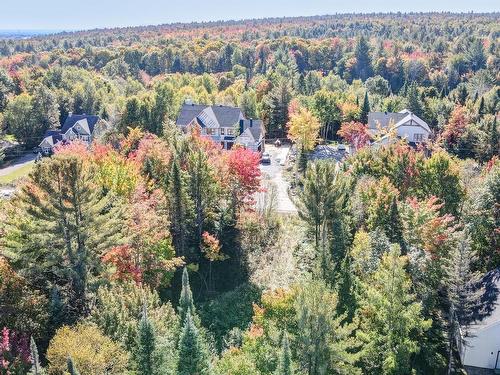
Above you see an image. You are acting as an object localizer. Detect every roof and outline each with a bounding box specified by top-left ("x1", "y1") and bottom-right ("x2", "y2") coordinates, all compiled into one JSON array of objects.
[
  {"x1": 61, "y1": 114, "x2": 100, "y2": 134},
  {"x1": 240, "y1": 119, "x2": 263, "y2": 141},
  {"x1": 176, "y1": 103, "x2": 243, "y2": 128},
  {"x1": 469, "y1": 268, "x2": 500, "y2": 333},
  {"x1": 368, "y1": 111, "x2": 407, "y2": 130},
  {"x1": 40, "y1": 130, "x2": 63, "y2": 147},
  {"x1": 368, "y1": 109, "x2": 431, "y2": 134}
]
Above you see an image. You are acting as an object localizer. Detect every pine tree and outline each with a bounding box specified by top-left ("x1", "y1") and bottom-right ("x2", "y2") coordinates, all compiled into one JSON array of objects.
[
  {"x1": 29, "y1": 337, "x2": 43, "y2": 375},
  {"x1": 3, "y1": 154, "x2": 124, "y2": 320},
  {"x1": 387, "y1": 197, "x2": 406, "y2": 253},
  {"x1": 168, "y1": 159, "x2": 193, "y2": 258},
  {"x1": 177, "y1": 312, "x2": 212, "y2": 375},
  {"x1": 360, "y1": 91, "x2": 370, "y2": 124},
  {"x1": 354, "y1": 36, "x2": 373, "y2": 81},
  {"x1": 66, "y1": 357, "x2": 80, "y2": 375},
  {"x1": 477, "y1": 96, "x2": 486, "y2": 118},
  {"x1": 357, "y1": 245, "x2": 431, "y2": 374},
  {"x1": 136, "y1": 305, "x2": 157, "y2": 375},
  {"x1": 406, "y1": 82, "x2": 425, "y2": 119},
  {"x1": 275, "y1": 333, "x2": 294, "y2": 375},
  {"x1": 178, "y1": 267, "x2": 196, "y2": 324}
]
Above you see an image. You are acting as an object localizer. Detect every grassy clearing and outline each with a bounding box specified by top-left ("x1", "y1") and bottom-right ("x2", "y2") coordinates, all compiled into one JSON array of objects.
[{"x1": 0, "y1": 163, "x2": 33, "y2": 185}]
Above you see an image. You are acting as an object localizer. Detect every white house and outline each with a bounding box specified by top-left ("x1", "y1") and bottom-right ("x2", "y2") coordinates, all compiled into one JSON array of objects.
[
  {"x1": 176, "y1": 102, "x2": 264, "y2": 151},
  {"x1": 39, "y1": 114, "x2": 106, "y2": 154},
  {"x1": 368, "y1": 109, "x2": 432, "y2": 146},
  {"x1": 460, "y1": 269, "x2": 500, "y2": 375}
]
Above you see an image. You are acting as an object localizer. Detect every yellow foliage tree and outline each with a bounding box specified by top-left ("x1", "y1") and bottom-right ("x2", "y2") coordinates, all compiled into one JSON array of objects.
[
  {"x1": 287, "y1": 107, "x2": 321, "y2": 151},
  {"x1": 47, "y1": 323, "x2": 129, "y2": 375}
]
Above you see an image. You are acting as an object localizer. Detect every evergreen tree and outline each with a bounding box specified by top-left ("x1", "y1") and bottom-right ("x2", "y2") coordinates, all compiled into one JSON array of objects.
[
  {"x1": 360, "y1": 91, "x2": 370, "y2": 124},
  {"x1": 406, "y1": 82, "x2": 425, "y2": 119},
  {"x1": 168, "y1": 159, "x2": 193, "y2": 258},
  {"x1": 478, "y1": 96, "x2": 486, "y2": 118},
  {"x1": 295, "y1": 281, "x2": 360, "y2": 375},
  {"x1": 66, "y1": 357, "x2": 80, "y2": 375},
  {"x1": 263, "y1": 80, "x2": 292, "y2": 136},
  {"x1": 178, "y1": 267, "x2": 196, "y2": 324},
  {"x1": 357, "y1": 246, "x2": 431, "y2": 375},
  {"x1": 177, "y1": 312, "x2": 212, "y2": 375},
  {"x1": 3, "y1": 154, "x2": 124, "y2": 320},
  {"x1": 386, "y1": 197, "x2": 406, "y2": 253},
  {"x1": 354, "y1": 36, "x2": 373, "y2": 81},
  {"x1": 466, "y1": 38, "x2": 486, "y2": 72},
  {"x1": 136, "y1": 305, "x2": 157, "y2": 375},
  {"x1": 29, "y1": 337, "x2": 43, "y2": 375},
  {"x1": 276, "y1": 333, "x2": 294, "y2": 375}
]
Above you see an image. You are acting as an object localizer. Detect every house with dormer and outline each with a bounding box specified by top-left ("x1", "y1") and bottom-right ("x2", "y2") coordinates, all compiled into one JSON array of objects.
[
  {"x1": 39, "y1": 114, "x2": 107, "y2": 154},
  {"x1": 176, "y1": 102, "x2": 264, "y2": 152},
  {"x1": 368, "y1": 109, "x2": 432, "y2": 146}
]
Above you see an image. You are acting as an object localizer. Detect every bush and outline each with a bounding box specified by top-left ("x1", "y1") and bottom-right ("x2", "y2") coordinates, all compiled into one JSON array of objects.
[{"x1": 46, "y1": 323, "x2": 129, "y2": 375}]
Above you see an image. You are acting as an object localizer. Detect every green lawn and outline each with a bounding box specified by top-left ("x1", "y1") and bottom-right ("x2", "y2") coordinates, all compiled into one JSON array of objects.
[{"x1": 0, "y1": 163, "x2": 34, "y2": 185}]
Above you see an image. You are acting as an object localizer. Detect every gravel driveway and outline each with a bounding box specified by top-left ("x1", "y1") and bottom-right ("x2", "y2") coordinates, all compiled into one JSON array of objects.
[{"x1": 258, "y1": 144, "x2": 298, "y2": 214}]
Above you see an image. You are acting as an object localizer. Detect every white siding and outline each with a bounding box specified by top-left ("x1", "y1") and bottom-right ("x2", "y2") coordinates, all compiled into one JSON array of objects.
[{"x1": 396, "y1": 123, "x2": 430, "y2": 143}]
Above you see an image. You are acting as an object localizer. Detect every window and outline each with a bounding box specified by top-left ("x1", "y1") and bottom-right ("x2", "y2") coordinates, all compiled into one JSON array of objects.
[
  {"x1": 496, "y1": 351, "x2": 500, "y2": 370},
  {"x1": 226, "y1": 128, "x2": 234, "y2": 136},
  {"x1": 414, "y1": 133, "x2": 424, "y2": 142},
  {"x1": 220, "y1": 128, "x2": 225, "y2": 136},
  {"x1": 206, "y1": 128, "x2": 217, "y2": 135}
]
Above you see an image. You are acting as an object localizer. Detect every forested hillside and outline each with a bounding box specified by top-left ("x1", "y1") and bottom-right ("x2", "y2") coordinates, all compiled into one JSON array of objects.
[{"x1": 0, "y1": 12, "x2": 499, "y2": 375}]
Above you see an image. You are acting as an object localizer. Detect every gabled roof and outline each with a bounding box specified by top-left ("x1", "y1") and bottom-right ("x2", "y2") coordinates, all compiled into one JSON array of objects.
[
  {"x1": 176, "y1": 103, "x2": 243, "y2": 128},
  {"x1": 39, "y1": 130, "x2": 63, "y2": 147},
  {"x1": 239, "y1": 119, "x2": 264, "y2": 142},
  {"x1": 61, "y1": 114, "x2": 100, "y2": 134},
  {"x1": 368, "y1": 109, "x2": 431, "y2": 134}
]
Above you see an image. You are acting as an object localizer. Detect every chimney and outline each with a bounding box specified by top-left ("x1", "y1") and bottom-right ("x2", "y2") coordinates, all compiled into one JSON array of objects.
[
  {"x1": 68, "y1": 111, "x2": 73, "y2": 117},
  {"x1": 185, "y1": 98, "x2": 193, "y2": 105},
  {"x1": 239, "y1": 119, "x2": 244, "y2": 134},
  {"x1": 249, "y1": 118, "x2": 253, "y2": 127}
]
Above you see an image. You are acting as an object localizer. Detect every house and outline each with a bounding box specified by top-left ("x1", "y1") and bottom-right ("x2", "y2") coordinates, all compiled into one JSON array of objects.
[
  {"x1": 39, "y1": 114, "x2": 106, "y2": 154},
  {"x1": 368, "y1": 109, "x2": 432, "y2": 146},
  {"x1": 459, "y1": 268, "x2": 500, "y2": 374},
  {"x1": 175, "y1": 102, "x2": 264, "y2": 151}
]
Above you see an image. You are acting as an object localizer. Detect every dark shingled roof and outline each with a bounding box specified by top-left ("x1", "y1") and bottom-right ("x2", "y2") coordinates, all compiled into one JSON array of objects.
[
  {"x1": 176, "y1": 104, "x2": 243, "y2": 128},
  {"x1": 240, "y1": 119, "x2": 263, "y2": 141},
  {"x1": 41, "y1": 130, "x2": 63, "y2": 145},
  {"x1": 368, "y1": 111, "x2": 407, "y2": 130},
  {"x1": 176, "y1": 104, "x2": 207, "y2": 127},
  {"x1": 61, "y1": 114, "x2": 100, "y2": 134}
]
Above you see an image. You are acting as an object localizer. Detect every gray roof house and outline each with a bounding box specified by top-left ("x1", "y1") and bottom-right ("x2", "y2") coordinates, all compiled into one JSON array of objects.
[
  {"x1": 459, "y1": 269, "x2": 500, "y2": 374},
  {"x1": 176, "y1": 102, "x2": 264, "y2": 151},
  {"x1": 39, "y1": 114, "x2": 106, "y2": 154},
  {"x1": 368, "y1": 109, "x2": 432, "y2": 146}
]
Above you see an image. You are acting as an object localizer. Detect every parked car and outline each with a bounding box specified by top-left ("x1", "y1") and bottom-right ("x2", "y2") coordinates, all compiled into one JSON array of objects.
[{"x1": 261, "y1": 152, "x2": 271, "y2": 164}]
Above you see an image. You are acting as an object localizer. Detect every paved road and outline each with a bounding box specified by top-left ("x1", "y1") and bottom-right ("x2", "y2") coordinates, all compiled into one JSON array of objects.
[
  {"x1": 258, "y1": 145, "x2": 298, "y2": 214},
  {"x1": 0, "y1": 153, "x2": 36, "y2": 177}
]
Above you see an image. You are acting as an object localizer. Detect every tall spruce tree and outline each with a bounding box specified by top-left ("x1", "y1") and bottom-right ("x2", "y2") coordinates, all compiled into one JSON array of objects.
[
  {"x1": 354, "y1": 36, "x2": 373, "y2": 81},
  {"x1": 360, "y1": 91, "x2": 370, "y2": 124},
  {"x1": 168, "y1": 159, "x2": 193, "y2": 258},
  {"x1": 66, "y1": 357, "x2": 80, "y2": 375},
  {"x1": 177, "y1": 312, "x2": 212, "y2": 375},
  {"x1": 136, "y1": 305, "x2": 157, "y2": 375},
  {"x1": 276, "y1": 333, "x2": 294, "y2": 375},
  {"x1": 29, "y1": 337, "x2": 43, "y2": 375},
  {"x1": 406, "y1": 82, "x2": 425, "y2": 119},
  {"x1": 178, "y1": 267, "x2": 196, "y2": 324}
]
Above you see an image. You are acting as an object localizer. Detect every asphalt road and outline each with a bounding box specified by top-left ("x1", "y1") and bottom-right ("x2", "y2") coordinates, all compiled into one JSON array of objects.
[
  {"x1": 0, "y1": 153, "x2": 36, "y2": 177},
  {"x1": 258, "y1": 145, "x2": 298, "y2": 214}
]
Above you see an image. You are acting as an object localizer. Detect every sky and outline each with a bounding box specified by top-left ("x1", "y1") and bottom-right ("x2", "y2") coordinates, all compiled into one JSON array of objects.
[{"x1": 1, "y1": 0, "x2": 498, "y2": 31}]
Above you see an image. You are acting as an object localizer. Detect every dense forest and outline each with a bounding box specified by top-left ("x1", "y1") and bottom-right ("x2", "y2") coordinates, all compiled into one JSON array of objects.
[{"x1": 0, "y1": 12, "x2": 499, "y2": 375}]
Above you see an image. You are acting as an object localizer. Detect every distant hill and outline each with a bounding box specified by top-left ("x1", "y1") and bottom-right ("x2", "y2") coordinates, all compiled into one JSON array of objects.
[{"x1": 0, "y1": 29, "x2": 65, "y2": 39}]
